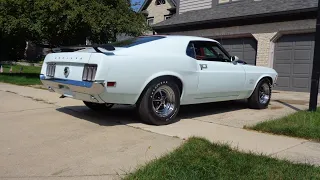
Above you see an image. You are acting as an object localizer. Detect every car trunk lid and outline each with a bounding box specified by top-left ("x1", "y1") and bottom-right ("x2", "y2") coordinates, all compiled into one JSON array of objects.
[{"x1": 42, "y1": 52, "x2": 93, "y2": 81}]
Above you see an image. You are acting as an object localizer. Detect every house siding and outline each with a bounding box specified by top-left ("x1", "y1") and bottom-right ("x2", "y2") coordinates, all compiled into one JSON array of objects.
[
  {"x1": 146, "y1": 0, "x2": 175, "y2": 24},
  {"x1": 179, "y1": 0, "x2": 212, "y2": 14},
  {"x1": 159, "y1": 19, "x2": 316, "y2": 67}
]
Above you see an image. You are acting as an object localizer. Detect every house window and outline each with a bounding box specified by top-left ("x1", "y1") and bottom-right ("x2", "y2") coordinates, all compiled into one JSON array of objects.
[
  {"x1": 164, "y1": 15, "x2": 171, "y2": 20},
  {"x1": 155, "y1": 0, "x2": 166, "y2": 5},
  {"x1": 147, "y1": 17, "x2": 154, "y2": 25}
]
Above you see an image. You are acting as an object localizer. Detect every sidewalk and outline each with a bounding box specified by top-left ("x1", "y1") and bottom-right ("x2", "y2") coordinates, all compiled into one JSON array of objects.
[{"x1": 1, "y1": 82, "x2": 320, "y2": 166}]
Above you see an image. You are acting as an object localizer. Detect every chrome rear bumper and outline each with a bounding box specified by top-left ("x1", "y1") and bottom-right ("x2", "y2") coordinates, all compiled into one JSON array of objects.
[{"x1": 40, "y1": 74, "x2": 106, "y2": 103}]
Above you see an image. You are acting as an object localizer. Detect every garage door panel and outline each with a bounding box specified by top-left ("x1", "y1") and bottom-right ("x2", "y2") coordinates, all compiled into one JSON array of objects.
[
  {"x1": 243, "y1": 57, "x2": 255, "y2": 65},
  {"x1": 244, "y1": 47, "x2": 256, "y2": 52},
  {"x1": 295, "y1": 44, "x2": 313, "y2": 50},
  {"x1": 244, "y1": 44, "x2": 254, "y2": 48},
  {"x1": 293, "y1": 64, "x2": 311, "y2": 74},
  {"x1": 217, "y1": 37, "x2": 257, "y2": 65},
  {"x1": 292, "y1": 77, "x2": 310, "y2": 89},
  {"x1": 274, "y1": 33, "x2": 315, "y2": 92},
  {"x1": 243, "y1": 52, "x2": 255, "y2": 62},
  {"x1": 276, "y1": 42, "x2": 293, "y2": 48},
  {"x1": 275, "y1": 51, "x2": 291, "y2": 61},
  {"x1": 230, "y1": 48, "x2": 244, "y2": 53},
  {"x1": 276, "y1": 77, "x2": 290, "y2": 88},
  {"x1": 294, "y1": 50, "x2": 312, "y2": 60},
  {"x1": 230, "y1": 44, "x2": 243, "y2": 49},
  {"x1": 274, "y1": 64, "x2": 291, "y2": 74}
]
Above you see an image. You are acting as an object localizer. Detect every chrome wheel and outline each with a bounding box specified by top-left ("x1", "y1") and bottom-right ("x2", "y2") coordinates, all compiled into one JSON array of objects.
[
  {"x1": 152, "y1": 85, "x2": 176, "y2": 118},
  {"x1": 259, "y1": 83, "x2": 270, "y2": 104}
]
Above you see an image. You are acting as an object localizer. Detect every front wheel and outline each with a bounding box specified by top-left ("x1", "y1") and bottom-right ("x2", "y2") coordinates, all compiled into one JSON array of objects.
[
  {"x1": 83, "y1": 101, "x2": 114, "y2": 111},
  {"x1": 248, "y1": 78, "x2": 272, "y2": 109},
  {"x1": 138, "y1": 79, "x2": 181, "y2": 125}
]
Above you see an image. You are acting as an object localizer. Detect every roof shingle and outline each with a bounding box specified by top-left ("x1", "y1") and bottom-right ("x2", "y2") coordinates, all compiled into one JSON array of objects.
[{"x1": 153, "y1": 0, "x2": 318, "y2": 29}]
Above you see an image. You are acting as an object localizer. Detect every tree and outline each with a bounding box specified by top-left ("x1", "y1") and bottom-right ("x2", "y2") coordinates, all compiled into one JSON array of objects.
[
  {"x1": 0, "y1": 0, "x2": 148, "y2": 60},
  {"x1": 0, "y1": 0, "x2": 34, "y2": 60},
  {"x1": 31, "y1": 0, "x2": 148, "y2": 45}
]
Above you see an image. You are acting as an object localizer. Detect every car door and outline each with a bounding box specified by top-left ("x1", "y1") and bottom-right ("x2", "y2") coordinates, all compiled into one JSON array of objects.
[{"x1": 188, "y1": 41, "x2": 246, "y2": 101}]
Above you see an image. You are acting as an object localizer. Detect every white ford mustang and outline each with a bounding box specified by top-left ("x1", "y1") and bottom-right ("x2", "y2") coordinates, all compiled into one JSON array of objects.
[{"x1": 40, "y1": 35, "x2": 278, "y2": 125}]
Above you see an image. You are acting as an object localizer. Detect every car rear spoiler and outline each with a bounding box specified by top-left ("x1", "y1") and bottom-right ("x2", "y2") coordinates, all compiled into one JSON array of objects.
[
  {"x1": 56, "y1": 44, "x2": 116, "y2": 53},
  {"x1": 36, "y1": 44, "x2": 116, "y2": 53}
]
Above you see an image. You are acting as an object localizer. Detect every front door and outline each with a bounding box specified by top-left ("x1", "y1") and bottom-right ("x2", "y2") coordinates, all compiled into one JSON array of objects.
[{"x1": 188, "y1": 41, "x2": 246, "y2": 101}]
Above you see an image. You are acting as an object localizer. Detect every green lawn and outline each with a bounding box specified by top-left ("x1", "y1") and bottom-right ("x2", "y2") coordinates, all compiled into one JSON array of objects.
[
  {"x1": 246, "y1": 108, "x2": 320, "y2": 142},
  {"x1": 125, "y1": 137, "x2": 320, "y2": 180},
  {"x1": 0, "y1": 65, "x2": 42, "y2": 85}
]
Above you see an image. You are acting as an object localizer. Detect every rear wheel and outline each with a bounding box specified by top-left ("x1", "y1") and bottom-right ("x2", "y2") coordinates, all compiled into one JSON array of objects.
[
  {"x1": 248, "y1": 78, "x2": 272, "y2": 109},
  {"x1": 83, "y1": 101, "x2": 114, "y2": 111},
  {"x1": 138, "y1": 79, "x2": 180, "y2": 125}
]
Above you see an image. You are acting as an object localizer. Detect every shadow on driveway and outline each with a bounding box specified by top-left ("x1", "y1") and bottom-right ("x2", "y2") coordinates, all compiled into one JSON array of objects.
[
  {"x1": 56, "y1": 105, "x2": 138, "y2": 126},
  {"x1": 56, "y1": 100, "x2": 250, "y2": 126},
  {"x1": 178, "y1": 100, "x2": 249, "y2": 119},
  {"x1": 274, "y1": 100, "x2": 302, "y2": 111}
]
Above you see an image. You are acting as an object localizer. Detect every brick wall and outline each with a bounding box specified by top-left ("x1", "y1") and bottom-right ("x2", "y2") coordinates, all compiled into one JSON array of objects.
[
  {"x1": 252, "y1": 33, "x2": 277, "y2": 67},
  {"x1": 163, "y1": 19, "x2": 317, "y2": 67}
]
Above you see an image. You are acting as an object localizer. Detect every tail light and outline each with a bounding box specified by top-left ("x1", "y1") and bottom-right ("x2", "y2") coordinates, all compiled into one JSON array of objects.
[
  {"x1": 82, "y1": 64, "x2": 97, "y2": 81},
  {"x1": 46, "y1": 63, "x2": 56, "y2": 77}
]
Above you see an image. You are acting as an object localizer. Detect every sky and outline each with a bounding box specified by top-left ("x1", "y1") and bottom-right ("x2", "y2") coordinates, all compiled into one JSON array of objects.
[{"x1": 131, "y1": 0, "x2": 144, "y2": 11}]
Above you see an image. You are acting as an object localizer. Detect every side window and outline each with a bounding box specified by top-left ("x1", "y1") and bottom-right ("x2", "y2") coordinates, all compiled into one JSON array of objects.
[
  {"x1": 212, "y1": 46, "x2": 229, "y2": 60},
  {"x1": 192, "y1": 41, "x2": 231, "y2": 62},
  {"x1": 203, "y1": 47, "x2": 217, "y2": 58},
  {"x1": 186, "y1": 42, "x2": 196, "y2": 58}
]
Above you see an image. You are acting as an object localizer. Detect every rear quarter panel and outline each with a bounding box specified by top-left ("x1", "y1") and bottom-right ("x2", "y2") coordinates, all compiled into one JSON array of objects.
[{"x1": 99, "y1": 55, "x2": 199, "y2": 105}]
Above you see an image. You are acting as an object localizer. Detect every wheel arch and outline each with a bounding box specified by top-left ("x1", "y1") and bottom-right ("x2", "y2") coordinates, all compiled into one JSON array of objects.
[
  {"x1": 256, "y1": 75, "x2": 273, "y2": 86},
  {"x1": 134, "y1": 72, "x2": 184, "y2": 105},
  {"x1": 248, "y1": 75, "x2": 274, "y2": 97}
]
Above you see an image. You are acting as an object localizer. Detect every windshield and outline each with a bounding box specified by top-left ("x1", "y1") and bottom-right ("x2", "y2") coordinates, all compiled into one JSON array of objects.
[{"x1": 111, "y1": 36, "x2": 165, "y2": 48}]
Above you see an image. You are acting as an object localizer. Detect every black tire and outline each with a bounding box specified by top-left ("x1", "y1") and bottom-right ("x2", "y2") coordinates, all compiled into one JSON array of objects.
[
  {"x1": 248, "y1": 78, "x2": 272, "y2": 109},
  {"x1": 83, "y1": 101, "x2": 114, "y2": 111},
  {"x1": 138, "y1": 79, "x2": 181, "y2": 126}
]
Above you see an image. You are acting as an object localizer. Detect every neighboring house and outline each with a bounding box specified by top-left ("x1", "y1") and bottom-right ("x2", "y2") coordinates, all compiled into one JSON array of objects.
[
  {"x1": 139, "y1": 0, "x2": 177, "y2": 26},
  {"x1": 153, "y1": 0, "x2": 319, "y2": 93}
]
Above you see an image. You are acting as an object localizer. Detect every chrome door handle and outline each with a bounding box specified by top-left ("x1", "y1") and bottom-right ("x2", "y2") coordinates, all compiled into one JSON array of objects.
[{"x1": 200, "y1": 64, "x2": 207, "y2": 70}]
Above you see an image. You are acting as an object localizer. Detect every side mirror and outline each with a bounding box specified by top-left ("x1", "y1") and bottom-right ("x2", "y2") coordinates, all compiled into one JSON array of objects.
[
  {"x1": 231, "y1": 56, "x2": 248, "y2": 65},
  {"x1": 231, "y1": 56, "x2": 239, "y2": 61}
]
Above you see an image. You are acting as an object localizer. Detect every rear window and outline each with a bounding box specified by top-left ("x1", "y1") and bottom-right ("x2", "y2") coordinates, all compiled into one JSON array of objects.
[{"x1": 111, "y1": 36, "x2": 165, "y2": 48}]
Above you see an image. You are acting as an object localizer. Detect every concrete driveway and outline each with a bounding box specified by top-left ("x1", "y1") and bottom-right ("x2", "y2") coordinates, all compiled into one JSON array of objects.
[
  {"x1": 0, "y1": 90, "x2": 182, "y2": 180},
  {"x1": 175, "y1": 90, "x2": 313, "y2": 128},
  {"x1": 1, "y1": 83, "x2": 319, "y2": 180}
]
